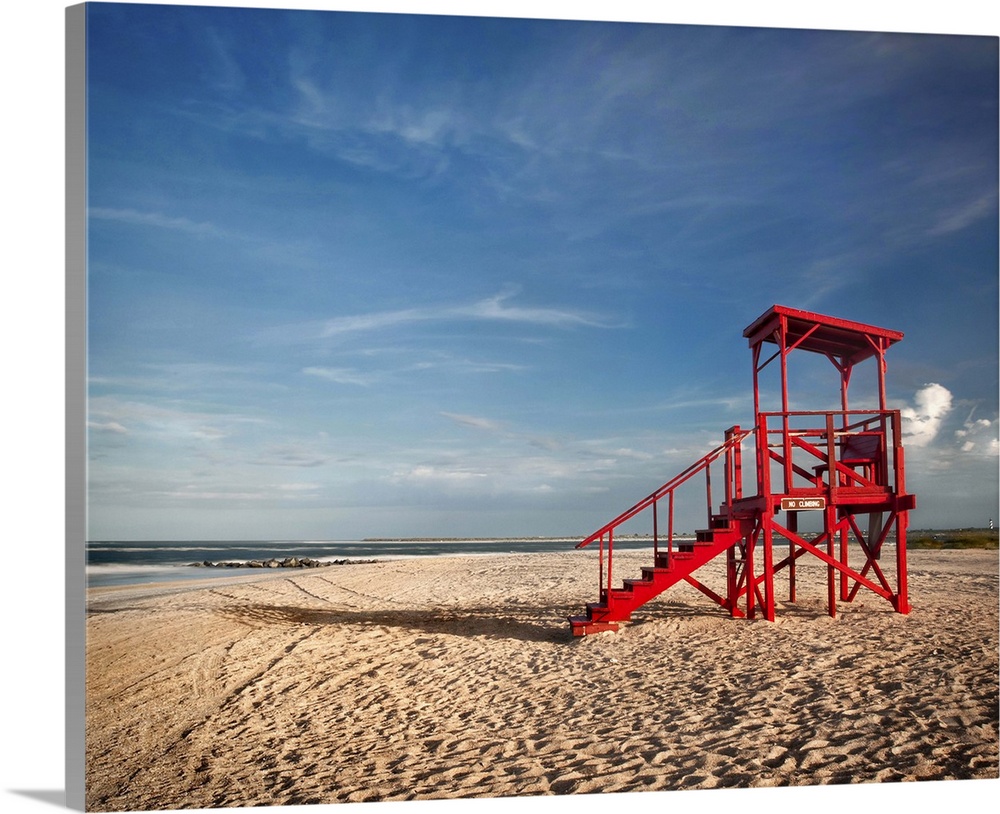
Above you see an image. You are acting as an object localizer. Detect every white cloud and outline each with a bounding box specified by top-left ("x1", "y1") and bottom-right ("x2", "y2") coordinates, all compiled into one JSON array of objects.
[
  {"x1": 440, "y1": 412, "x2": 504, "y2": 432},
  {"x1": 275, "y1": 483, "x2": 321, "y2": 492},
  {"x1": 901, "y1": 383, "x2": 953, "y2": 448},
  {"x1": 408, "y1": 357, "x2": 526, "y2": 375},
  {"x1": 154, "y1": 488, "x2": 270, "y2": 502},
  {"x1": 954, "y1": 413, "x2": 1000, "y2": 457},
  {"x1": 393, "y1": 465, "x2": 489, "y2": 484},
  {"x1": 88, "y1": 420, "x2": 128, "y2": 434},
  {"x1": 302, "y1": 366, "x2": 378, "y2": 386},
  {"x1": 318, "y1": 308, "x2": 427, "y2": 338},
  {"x1": 928, "y1": 191, "x2": 997, "y2": 237},
  {"x1": 87, "y1": 396, "x2": 252, "y2": 443},
  {"x1": 252, "y1": 444, "x2": 329, "y2": 469},
  {"x1": 318, "y1": 290, "x2": 612, "y2": 339},
  {"x1": 610, "y1": 447, "x2": 655, "y2": 461},
  {"x1": 456, "y1": 291, "x2": 608, "y2": 328},
  {"x1": 439, "y1": 411, "x2": 566, "y2": 454},
  {"x1": 89, "y1": 207, "x2": 229, "y2": 239}
]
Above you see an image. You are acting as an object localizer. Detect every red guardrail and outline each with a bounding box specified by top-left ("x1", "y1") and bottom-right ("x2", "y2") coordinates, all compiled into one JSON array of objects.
[{"x1": 575, "y1": 426, "x2": 751, "y2": 599}]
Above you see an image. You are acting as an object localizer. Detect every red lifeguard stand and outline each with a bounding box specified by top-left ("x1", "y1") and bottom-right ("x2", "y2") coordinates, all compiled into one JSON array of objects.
[{"x1": 570, "y1": 305, "x2": 916, "y2": 635}]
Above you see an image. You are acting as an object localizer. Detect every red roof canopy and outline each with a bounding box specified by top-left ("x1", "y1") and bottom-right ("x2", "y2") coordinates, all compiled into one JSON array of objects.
[{"x1": 743, "y1": 305, "x2": 903, "y2": 366}]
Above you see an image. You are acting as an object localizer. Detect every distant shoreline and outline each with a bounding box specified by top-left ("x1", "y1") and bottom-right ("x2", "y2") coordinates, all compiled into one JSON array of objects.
[
  {"x1": 87, "y1": 527, "x2": 995, "y2": 545},
  {"x1": 361, "y1": 535, "x2": 684, "y2": 542}
]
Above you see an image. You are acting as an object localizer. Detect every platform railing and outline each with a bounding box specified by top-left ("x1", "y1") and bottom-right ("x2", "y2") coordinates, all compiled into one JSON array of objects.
[
  {"x1": 757, "y1": 410, "x2": 902, "y2": 497},
  {"x1": 575, "y1": 426, "x2": 751, "y2": 603}
]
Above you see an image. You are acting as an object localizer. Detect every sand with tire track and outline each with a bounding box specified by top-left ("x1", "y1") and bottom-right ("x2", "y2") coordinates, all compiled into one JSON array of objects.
[{"x1": 84, "y1": 549, "x2": 998, "y2": 810}]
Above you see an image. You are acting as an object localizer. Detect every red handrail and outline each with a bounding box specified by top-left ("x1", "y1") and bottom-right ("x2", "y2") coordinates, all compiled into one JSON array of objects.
[
  {"x1": 575, "y1": 427, "x2": 751, "y2": 551},
  {"x1": 575, "y1": 428, "x2": 751, "y2": 604}
]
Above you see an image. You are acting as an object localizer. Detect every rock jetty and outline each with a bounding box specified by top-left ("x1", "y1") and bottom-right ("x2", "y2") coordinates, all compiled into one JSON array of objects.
[{"x1": 189, "y1": 557, "x2": 378, "y2": 569}]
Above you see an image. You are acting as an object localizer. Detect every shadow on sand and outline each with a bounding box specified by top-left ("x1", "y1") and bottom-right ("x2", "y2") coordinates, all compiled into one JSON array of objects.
[
  {"x1": 214, "y1": 601, "x2": 583, "y2": 643},
  {"x1": 209, "y1": 595, "x2": 857, "y2": 643}
]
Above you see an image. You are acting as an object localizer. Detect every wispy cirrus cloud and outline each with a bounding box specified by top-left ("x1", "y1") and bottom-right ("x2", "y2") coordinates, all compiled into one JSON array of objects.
[
  {"x1": 928, "y1": 191, "x2": 998, "y2": 237},
  {"x1": 302, "y1": 357, "x2": 525, "y2": 388},
  {"x1": 440, "y1": 410, "x2": 562, "y2": 452},
  {"x1": 456, "y1": 292, "x2": 609, "y2": 327},
  {"x1": 302, "y1": 366, "x2": 379, "y2": 386},
  {"x1": 87, "y1": 396, "x2": 255, "y2": 443},
  {"x1": 256, "y1": 290, "x2": 615, "y2": 349},
  {"x1": 88, "y1": 420, "x2": 129, "y2": 435},
  {"x1": 318, "y1": 290, "x2": 615, "y2": 338},
  {"x1": 440, "y1": 412, "x2": 504, "y2": 432},
  {"x1": 89, "y1": 206, "x2": 232, "y2": 239},
  {"x1": 250, "y1": 443, "x2": 330, "y2": 469},
  {"x1": 409, "y1": 356, "x2": 526, "y2": 375}
]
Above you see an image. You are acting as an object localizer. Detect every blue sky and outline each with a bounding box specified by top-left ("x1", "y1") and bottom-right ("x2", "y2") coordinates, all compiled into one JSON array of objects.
[{"x1": 83, "y1": 2, "x2": 998, "y2": 540}]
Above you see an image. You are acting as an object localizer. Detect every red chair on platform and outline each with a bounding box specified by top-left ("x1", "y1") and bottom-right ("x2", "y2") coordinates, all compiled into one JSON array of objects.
[{"x1": 814, "y1": 433, "x2": 882, "y2": 486}]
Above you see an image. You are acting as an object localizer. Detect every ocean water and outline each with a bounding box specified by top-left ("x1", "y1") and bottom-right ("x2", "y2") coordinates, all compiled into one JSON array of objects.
[{"x1": 85, "y1": 538, "x2": 661, "y2": 588}]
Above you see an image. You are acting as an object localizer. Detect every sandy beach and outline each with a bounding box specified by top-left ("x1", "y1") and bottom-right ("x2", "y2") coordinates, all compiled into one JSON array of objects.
[{"x1": 84, "y1": 548, "x2": 999, "y2": 811}]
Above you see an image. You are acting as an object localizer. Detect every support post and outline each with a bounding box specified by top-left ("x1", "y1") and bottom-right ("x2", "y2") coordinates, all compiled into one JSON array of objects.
[
  {"x1": 876, "y1": 337, "x2": 888, "y2": 411},
  {"x1": 825, "y1": 505, "x2": 837, "y2": 617},
  {"x1": 825, "y1": 412, "x2": 837, "y2": 502},
  {"x1": 895, "y1": 506, "x2": 911, "y2": 614},
  {"x1": 705, "y1": 464, "x2": 713, "y2": 528},
  {"x1": 840, "y1": 360, "x2": 851, "y2": 413},
  {"x1": 668, "y1": 492, "x2": 674, "y2": 558},
  {"x1": 840, "y1": 513, "x2": 850, "y2": 602},
  {"x1": 726, "y1": 543, "x2": 738, "y2": 617},
  {"x1": 893, "y1": 416, "x2": 911, "y2": 614},
  {"x1": 779, "y1": 316, "x2": 792, "y2": 494},
  {"x1": 653, "y1": 500, "x2": 658, "y2": 561},
  {"x1": 787, "y1": 510, "x2": 797, "y2": 602},
  {"x1": 598, "y1": 534, "x2": 604, "y2": 597},
  {"x1": 607, "y1": 528, "x2": 613, "y2": 601},
  {"x1": 763, "y1": 519, "x2": 776, "y2": 621}
]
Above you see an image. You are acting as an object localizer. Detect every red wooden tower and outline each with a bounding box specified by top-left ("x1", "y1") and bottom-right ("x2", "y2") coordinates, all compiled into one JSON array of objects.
[{"x1": 569, "y1": 305, "x2": 916, "y2": 635}]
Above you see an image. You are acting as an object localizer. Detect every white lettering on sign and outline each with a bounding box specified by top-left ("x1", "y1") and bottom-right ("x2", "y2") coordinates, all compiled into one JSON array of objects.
[{"x1": 781, "y1": 497, "x2": 827, "y2": 511}]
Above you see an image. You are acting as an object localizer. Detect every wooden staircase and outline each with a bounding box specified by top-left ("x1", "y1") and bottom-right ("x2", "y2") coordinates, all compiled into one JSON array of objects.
[
  {"x1": 569, "y1": 514, "x2": 746, "y2": 636},
  {"x1": 567, "y1": 427, "x2": 751, "y2": 636}
]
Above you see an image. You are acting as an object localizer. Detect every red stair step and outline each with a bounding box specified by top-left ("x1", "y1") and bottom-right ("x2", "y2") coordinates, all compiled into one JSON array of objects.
[
  {"x1": 570, "y1": 511, "x2": 742, "y2": 635},
  {"x1": 623, "y1": 579, "x2": 666, "y2": 596},
  {"x1": 569, "y1": 615, "x2": 620, "y2": 636},
  {"x1": 585, "y1": 602, "x2": 614, "y2": 620}
]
